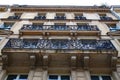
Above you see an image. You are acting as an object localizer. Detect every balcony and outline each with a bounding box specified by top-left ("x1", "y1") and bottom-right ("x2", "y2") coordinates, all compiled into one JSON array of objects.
[
  {"x1": 100, "y1": 16, "x2": 113, "y2": 20},
  {"x1": 3, "y1": 39, "x2": 116, "y2": 52},
  {"x1": 0, "y1": 23, "x2": 14, "y2": 35},
  {"x1": 8, "y1": 15, "x2": 20, "y2": 19},
  {"x1": 50, "y1": 25, "x2": 69, "y2": 30},
  {"x1": 34, "y1": 15, "x2": 46, "y2": 20},
  {"x1": 54, "y1": 16, "x2": 66, "y2": 20},
  {"x1": 21, "y1": 24, "x2": 43, "y2": 30},
  {"x1": 107, "y1": 24, "x2": 120, "y2": 36},
  {"x1": 19, "y1": 24, "x2": 100, "y2": 36},
  {"x1": 109, "y1": 26, "x2": 120, "y2": 32},
  {"x1": 75, "y1": 16, "x2": 86, "y2": 20}
]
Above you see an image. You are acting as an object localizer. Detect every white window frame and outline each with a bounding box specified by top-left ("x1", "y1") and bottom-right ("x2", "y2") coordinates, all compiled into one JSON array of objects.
[
  {"x1": 5, "y1": 74, "x2": 28, "y2": 80},
  {"x1": 91, "y1": 75, "x2": 113, "y2": 80},
  {"x1": 48, "y1": 75, "x2": 71, "y2": 80}
]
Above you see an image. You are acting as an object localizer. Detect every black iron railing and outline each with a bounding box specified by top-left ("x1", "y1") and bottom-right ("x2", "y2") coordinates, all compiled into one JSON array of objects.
[
  {"x1": 8, "y1": 15, "x2": 20, "y2": 19},
  {"x1": 20, "y1": 25, "x2": 100, "y2": 31},
  {"x1": 4, "y1": 39, "x2": 116, "y2": 50},
  {"x1": 0, "y1": 23, "x2": 14, "y2": 30},
  {"x1": 75, "y1": 16, "x2": 86, "y2": 20},
  {"x1": 100, "y1": 16, "x2": 113, "y2": 20}
]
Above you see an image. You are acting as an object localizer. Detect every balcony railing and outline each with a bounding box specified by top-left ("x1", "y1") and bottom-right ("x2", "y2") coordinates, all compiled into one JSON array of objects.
[
  {"x1": 77, "y1": 25, "x2": 99, "y2": 31},
  {"x1": 21, "y1": 24, "x2": 43, "y2": 30},
  {"x1": 4, "y1": 39, "x2": 116, "y2": 50},
  {"x1": 100, "y1": 16, "x2": 113, "y2": 20},
  {"x1": 20, "y1": 24, "x2": 99, "y2": 31},
  {"x1": 0, "y1": 23, "x2": 13, "y2": 30},
  {"x1": 54, "y1": 16, "x2": 66, "y2": 20},
  {"x1": 75, "y1": 16, "x2": 86, "y2": 20},
  {"x1": 34, "y1": 15, "x2": 46, "y2": 20},
  {"x1": 8, "y1": 15, "x2": 20, "y2": 19}
]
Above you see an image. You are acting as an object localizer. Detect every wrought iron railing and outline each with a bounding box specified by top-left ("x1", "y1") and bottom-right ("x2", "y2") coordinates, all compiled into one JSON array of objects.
[
  {"x1": 20, "y1": 25, "x2": 100, "y2": 31},
  {"x1": 4, "y1": 39, "x2": 116, "y2": 50}
]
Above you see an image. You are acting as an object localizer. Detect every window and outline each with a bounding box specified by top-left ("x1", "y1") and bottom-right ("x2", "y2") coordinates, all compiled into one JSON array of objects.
[
  {"x1": 34, "y1": 13, "x2": 46, "y2": 20},
  {"x1": 99, "y1": 14, "x2": 113, "y2": 20},
  {"x1": 5, "y1": 74, "x2": 28, "y2": 80},
  {"x1": 0, "y1": 22, "x2": 14, "y2": 30},
  {"x1": 107, "y1": 24, "x2": 120, "y2": 31},
  {"x1": 91, "y1": 75, "x2": 112, "y2": 80},
  {"x1": 55, "y1": 13, "x2": 66, "y2": 20},
  {"x1": 74, "y1": 13, "x2": 86, "y2": 20},
  {"x1": 48, "y1": 75, "x2": 70, "y2": 80},
  {"x1": 51, "y1": 23, "x2": 69, "y2": 30},
  {"x1": 8, "y1": 13, "x2": 22, "y2": 19},
  {"x1": 21, "y1": 23, "x2": 44, "y2": 30}
]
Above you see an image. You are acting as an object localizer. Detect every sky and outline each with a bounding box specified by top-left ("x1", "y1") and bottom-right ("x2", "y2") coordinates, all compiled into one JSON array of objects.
[{"x1": 0, "y1": 0, "x2": 120, "y2": 6}]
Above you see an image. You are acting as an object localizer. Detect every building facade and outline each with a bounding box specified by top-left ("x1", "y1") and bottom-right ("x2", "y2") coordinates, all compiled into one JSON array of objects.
[{"x1": 0, "y1": 5, "x2": 120, "y2": 80}]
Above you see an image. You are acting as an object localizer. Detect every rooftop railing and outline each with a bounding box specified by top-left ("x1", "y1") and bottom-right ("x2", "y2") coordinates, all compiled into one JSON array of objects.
[{"x1": 4, "y1": 39, "x2": 116, "y2": 50}]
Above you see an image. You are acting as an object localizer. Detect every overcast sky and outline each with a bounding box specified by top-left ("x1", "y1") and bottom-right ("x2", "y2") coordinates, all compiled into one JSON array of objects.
[{"x1": 0, "y1": 0, "x2": 120, "y2": 6}]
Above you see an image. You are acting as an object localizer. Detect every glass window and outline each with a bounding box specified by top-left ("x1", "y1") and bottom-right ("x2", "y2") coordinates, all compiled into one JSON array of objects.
[
  {"x1": 101, "y1": 76, "x2": 111, "y2": 80},
  {"x1": 91, "y1": 75, "x2": 112, "y2": 80},
  {"x1": 49, "y1": 75, "x2": 58, "y2": 80},
  {"x1": 61, "y1": 75, "x2": 70, "y2": 80},
  {"x1": 6, "y1": 75, "x2": 17, "y2": 80},
  {"x1": 48, "y1": 75, "x2": 70, "y2": 80},
  {"x1": 6, "y1": 74, "x2": 28, "y2": 80},
  {"x1": 91, "y1": 76, "x2": 99, "y2": 80},
  {"x1": 19, "y1": 75, "x2": 28, "y2": 79}
]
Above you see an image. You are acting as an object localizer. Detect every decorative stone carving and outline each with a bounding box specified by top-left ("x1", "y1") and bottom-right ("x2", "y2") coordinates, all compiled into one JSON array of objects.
[
  {"x1": 30, "y1": 55, "x2": 36, "y2": 69},
  {"x1": 111, "y1": 56, "x2": 117, "y2": 71},
  {"x1": 84, "y1": 56, "x2": 89, "y2": 70},
  {"x1": 71, "y1": 56, "x2": 76, "y2": 69},
  {"x1": 43, "y1": 55, "x2": 49, "y2": 69},
  {"x1": 2, "y1": 55, "x2": 8, "y2": 69}
]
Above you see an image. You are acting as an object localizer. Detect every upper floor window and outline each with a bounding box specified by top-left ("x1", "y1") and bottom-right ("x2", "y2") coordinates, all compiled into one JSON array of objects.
[
  {"x1": 48, "y1": 75, "x2": 70, "y2": 80},
  {"x1": 21, "y1": 23, "x2": 44, "y2": 30},
  {"x1": 0, "y1": 22, "x2": 14, "y2": 30},
  {"x1": 76, "y1": 23, "x2": 99, "y2": 31},
  {"x1": 91, "y1": 75, "x2": 112, "y2": 80},
  {"x1": 51, "y1": 23, "x2": 69, "y2": 30},
  {"x1": 55, "y1": 13, "x2": 66, "y2": 20},
  {"x1": 74, "y1": 13, "x2": 86, "y2": 20},
  {"x1": 99, "y1": 14, "x2": 113, "y2": 20},
  {"x1": 8, "y1": 13, "x2": 22, "y2": 19},
  {"x1": 5, "y1": 74, "x2": 28, "y2": 80},
  {"x1": 34, "y1": 13, "x2": 46, "y2": 20},
  {"x1": 107, "y1": 23, "x2": 120, "y2": 32}
]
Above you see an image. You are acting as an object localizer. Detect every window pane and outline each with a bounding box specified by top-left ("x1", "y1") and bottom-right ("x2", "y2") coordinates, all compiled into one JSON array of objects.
[
  {"x1": 102, "y1": 76, "x2": 111, "y2": 80},
  {"x1": 49, "y1": 75, "x2": 58, "y2": 80},
  {"x1": 19, "y1": 75, "x2": 28, "y2": 79},
  {"x1": 91, "y1": 76, "x2": 99, "y2": 80},
  {"x1": 6, "y1": 75, "x2": 17, "y2": 80},
  {"x1": 61, "y1": 75, "x2": 70, "y2": 80}
]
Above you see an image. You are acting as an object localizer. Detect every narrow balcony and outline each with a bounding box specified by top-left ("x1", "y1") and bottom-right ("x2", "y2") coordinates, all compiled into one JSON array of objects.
[
  {"x1": 75, "y1": 16, "x2": 86, "y2": 20},
  {"x1": 19, "y1": 24, "x2": 100, "y2": 36},
  {"x1": 34, "y1": 15, "x2": 46, "y2": 20},
  {"x1": 100, "y1": 16, "x2": 113, "y2": 20},
  {"x1": 0, "y1": 22, "x2": 14, "y2": 35},
  {"x1": 107, "y1": 24, "x2": 120, "y2": 36},
  {"x1": 3, "y1": 39, "x2": 116, "y2": 53},
  {"x1": 7, "y1": 13, "x2": 22, "y2": 19}
]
